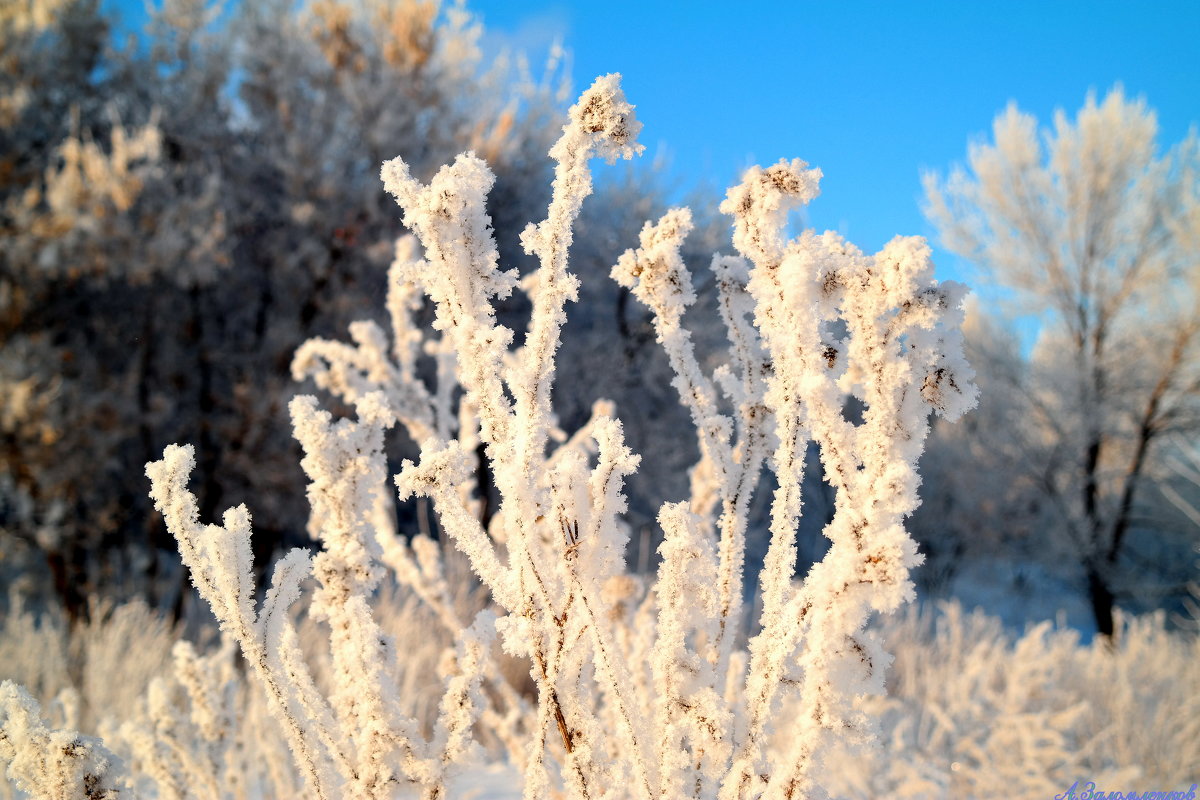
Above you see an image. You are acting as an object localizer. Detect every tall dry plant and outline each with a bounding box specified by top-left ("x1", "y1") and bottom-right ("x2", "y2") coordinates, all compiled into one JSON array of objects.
[{"x1": 3, "y1": 75, "x2": 975, "y2": 799}]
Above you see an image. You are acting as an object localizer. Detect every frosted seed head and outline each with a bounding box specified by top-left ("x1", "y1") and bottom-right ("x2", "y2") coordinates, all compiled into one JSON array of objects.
[
  {"x1": 568, "y1": 73, "x2": 644, "y2": 163},
  {"x1": 394, "y1": 439, "x2": 474, "y2": 501},
  {"x1": 638, "y1": 207, "x2": 693, "y2": 250},
  {"x1": 873, "y1": 235, "x2": 935, "y2": 306},
  {"x1": 720, "y1": 158, "x2": 823, "y2": 266},
  {"x1": 612, "y1": 208, "x2": 697, "y2": 316},
  {"x1": 146, "y1": 443, "x2": 196, "y2": 497},
  {"x1": 353, "y1": 390, "x2": 397, "y2": 427},
  {"x1": 380, "y1": 156, "x2": 417, "y2": 204},
  {"x1": 720, "y1": 158, "x2": 822, "y2": 221}
]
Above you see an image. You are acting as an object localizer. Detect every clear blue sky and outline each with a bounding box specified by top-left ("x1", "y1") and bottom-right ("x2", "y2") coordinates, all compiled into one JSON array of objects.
[
  {"x1": 107, "y1": 1, "x2": 1199, "y2": 285},
  {"x1": 468, "y1": 0, "x2": 1200, "y2": 284}
]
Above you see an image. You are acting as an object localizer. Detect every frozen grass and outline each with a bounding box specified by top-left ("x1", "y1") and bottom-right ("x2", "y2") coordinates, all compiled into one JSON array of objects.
[
  {"x1": 4, "y1": 597, "x2": 1196, "y2": 798},
  {"x1": 822, "y1": 602, "x2": 1200, "y2": 798}
]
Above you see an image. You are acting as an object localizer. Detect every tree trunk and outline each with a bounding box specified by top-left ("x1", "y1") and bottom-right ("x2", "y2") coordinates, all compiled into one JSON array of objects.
[{"x1": 1086, "y1": 564, "x2": 1115, "y2": 639}]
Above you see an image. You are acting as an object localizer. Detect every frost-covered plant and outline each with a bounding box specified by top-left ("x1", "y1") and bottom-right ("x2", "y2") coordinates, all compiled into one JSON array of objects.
[
  {"x1": 0, "y1": 681, "x2": 127, "y2": 799},
  {"x1": 0, "y1": 599, "x2": 178, "y2": 737},
  {"x1": 6, "y1": 600, "x2": 1199, "y2": 799},
  {"x1": 821, "y1": 601, "x2": 1200, "y2": 799},
  {"x1": 132, "y1": 74, "x2": 976, "y2": 800},
  {"x1": 0, "y1": 574, "x2": 477, "y2": 799}
]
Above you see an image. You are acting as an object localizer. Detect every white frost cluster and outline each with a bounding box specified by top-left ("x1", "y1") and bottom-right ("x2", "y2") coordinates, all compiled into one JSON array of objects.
[
  {"x1": 1, "y1": 74, "x2": 975, "y2": 799},
  {"x1": 0, "y1": 681, "x2": 127, "y2": 798},
  {"x1": 608, "y1": 157, "x2": 976, "y2": 799},
  {"x1": 144, "y1": 400, "x2": 499, "y2": 800}
]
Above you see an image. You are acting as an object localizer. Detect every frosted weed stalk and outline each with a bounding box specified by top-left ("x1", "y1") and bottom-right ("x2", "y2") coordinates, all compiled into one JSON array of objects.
[{"x1": 3, "y1": 74, "x2": 975, "y2": 800}]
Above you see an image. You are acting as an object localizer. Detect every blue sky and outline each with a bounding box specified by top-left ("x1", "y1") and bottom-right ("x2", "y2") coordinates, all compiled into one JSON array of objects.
[
  {"x1": 106, "y1": 1, "x2": 1199, "y2": 286},
  {"x1": 468, "y1": 1, "x2": 1200, "y2": 284}
]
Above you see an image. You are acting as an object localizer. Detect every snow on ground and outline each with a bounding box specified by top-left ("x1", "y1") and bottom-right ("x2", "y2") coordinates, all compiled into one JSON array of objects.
[
  {"x1": 941, "y1": 556, "x2": 1096, "y2": 636},
  {"x1": 448, "y1": 763, "x2": 523, "y2": 799}
]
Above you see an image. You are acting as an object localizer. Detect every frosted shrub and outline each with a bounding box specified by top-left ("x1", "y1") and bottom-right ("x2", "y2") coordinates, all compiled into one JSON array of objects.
[
  {"x1": 7, "y1": 604, "x2": 1199, "y2": 799},
  {"x1": 12, "y1": 74, "x2": 975, "y2": 799},
  {"x1": 0, "y1": 579, "x2": 472, "y2": 800},
  {"x1": 0, "y1": 599, "x2": 178, "y2": 735},
  {"x1": 821, "y1": 602, "x2": 1200, "y2": 798}
]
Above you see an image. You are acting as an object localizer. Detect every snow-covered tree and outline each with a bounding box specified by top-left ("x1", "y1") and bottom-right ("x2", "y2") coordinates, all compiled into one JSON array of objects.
[
  {"x1": 924, "y1": 88, "x2": 1200, "y2": 636},
  {"x1": 0, "y1": 0, "x2": 571, "y2": 617}
]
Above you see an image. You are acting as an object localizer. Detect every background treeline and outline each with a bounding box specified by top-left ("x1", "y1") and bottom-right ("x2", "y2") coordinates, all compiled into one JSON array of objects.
[
  {"x1": 0, "y1": 0, "x2": 721, "y2": 620},
  {"x1": 1, "y1": 0, "x2": 1197, "y2": 634}
]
